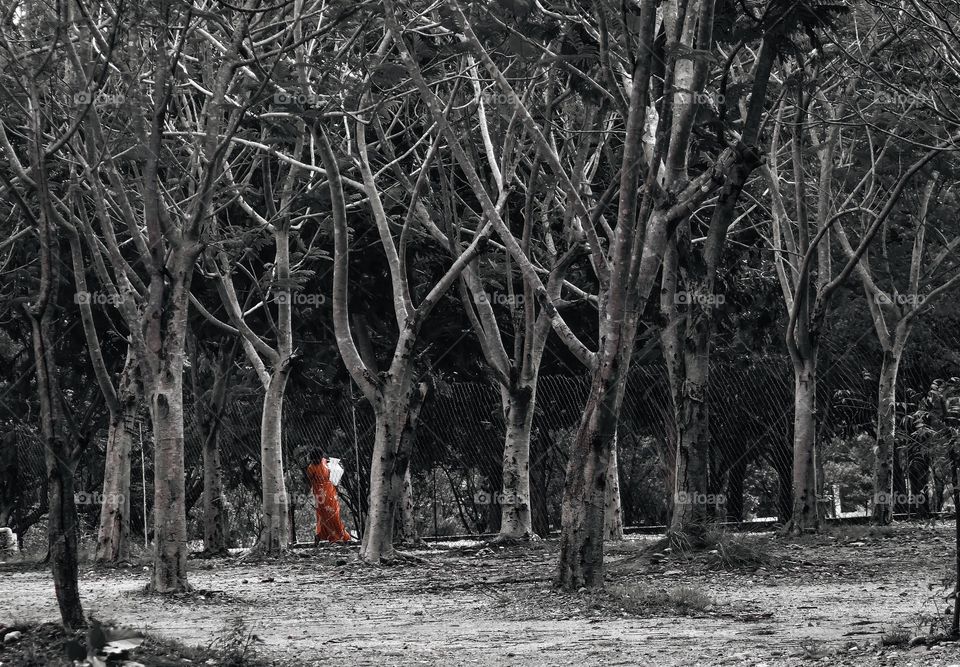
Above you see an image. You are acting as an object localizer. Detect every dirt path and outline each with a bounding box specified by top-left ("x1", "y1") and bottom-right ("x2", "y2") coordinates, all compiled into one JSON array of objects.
[{"x1": 4, "y1": 525, "x2": 960, "y2": 665}]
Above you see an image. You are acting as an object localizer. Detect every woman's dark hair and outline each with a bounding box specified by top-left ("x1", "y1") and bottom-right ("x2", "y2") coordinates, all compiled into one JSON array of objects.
[{"x1": 310, "y1": 448, "x2": 326, "y2": 463}]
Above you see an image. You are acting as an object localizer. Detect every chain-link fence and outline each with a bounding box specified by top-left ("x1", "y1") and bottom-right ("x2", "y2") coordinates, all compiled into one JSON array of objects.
[{"x1": 3, "y1": 334, "x2": 956, "y2": 547}]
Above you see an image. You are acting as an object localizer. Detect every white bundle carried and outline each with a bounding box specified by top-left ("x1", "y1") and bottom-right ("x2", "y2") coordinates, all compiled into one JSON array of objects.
[
  {"x1": 0, "y1": 527, "x2": 18, "y2": 555},
  {"x1": 327, "y1": 457, "x2": 345, "y2": 487}
]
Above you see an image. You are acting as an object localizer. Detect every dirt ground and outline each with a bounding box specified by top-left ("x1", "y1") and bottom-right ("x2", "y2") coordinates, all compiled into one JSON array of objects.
[{"x1": 4, "y1": 524, "x2": 960, "y2": 666}]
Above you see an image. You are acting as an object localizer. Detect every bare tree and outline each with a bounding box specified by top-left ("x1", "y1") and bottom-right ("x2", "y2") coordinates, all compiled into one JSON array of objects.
[
  {"x1": 319, "y1": 119, "x2": 492, "y2": 561},
  {"x1": 836, "y1": 172, "x2": 960, "y2": 523},
  {"x1": 410, "y1": 62, "x2": 598, "y2": 540},
  {"x1": 66, "y1": 213, "x2": 142, "y2": 564},
  {"x1": 187, "y1": 333, "x2": 237, "y2": 555},
  {"x1": 214, "y1": 203, "x2": 298, "y2": 553},
  {"x1": 0, "y1": 1, "x2": 96, "y2": 627},
  {"x1": 384, "y1": 0, "x2": 786, "y2": 587},
  {"x1": 765, "y1": 67, "x2": 960, "y2": 532},
  {"x1": 845, "y1": 0, "x2": 960, "y2": 524},
  {"x1": 64, "y1": 0, "x2": 263, "y2": 590}
]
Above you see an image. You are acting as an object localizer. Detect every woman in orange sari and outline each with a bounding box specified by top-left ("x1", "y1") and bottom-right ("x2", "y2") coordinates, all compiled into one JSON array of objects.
[{"x1": 306, "y1": 451, "x2": 352, "y2": 544}]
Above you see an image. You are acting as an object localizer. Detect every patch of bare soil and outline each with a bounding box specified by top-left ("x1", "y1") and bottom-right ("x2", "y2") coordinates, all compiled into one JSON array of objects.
[{"x1": 3, "y1": 524, "x2": 960, "y2": 666}]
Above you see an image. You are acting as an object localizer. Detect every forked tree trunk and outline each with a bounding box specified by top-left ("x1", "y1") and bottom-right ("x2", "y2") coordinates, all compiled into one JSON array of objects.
[
  {"x1": 604, "y1": 431, "x2": 623, "y2": 540},
  {"x1": 872, "y1": 350, "x2": 901, "y2": 525},
  {"x1": 256, "y1": 369, "x2": 290, "y2": 552},
  {"x1": 667, "y1": 153, "x2": 758, "y2": 537},
  {"x1": 95, "y1": 352, "x2": 139, "y2": 564},
  {"x1": 786, "y1": 357, "x2": 819, "y2": 534},
  {"x1": 149, "y1": 371, "x2": 190, "y2": 592},
  {"x1": 499, "y1": 384, "x2": 536, "y2": 539},
  {"x1": 26, "y1": 182, "x2": 84, "y2": 628}
]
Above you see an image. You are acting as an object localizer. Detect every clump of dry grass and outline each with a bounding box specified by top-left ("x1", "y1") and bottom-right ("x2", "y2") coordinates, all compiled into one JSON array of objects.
[
  {"x1": 699, "y1": 529, "x2": 770, "y2": 569},
  {"x1": 642, "y1": 527, "x2": 770, "y2": 570},
  {"x1": 880, "y1": 626, "x2": 911, "y2": 647}
]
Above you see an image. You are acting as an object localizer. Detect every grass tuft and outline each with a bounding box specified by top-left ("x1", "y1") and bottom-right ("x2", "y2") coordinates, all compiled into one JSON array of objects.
[{"x1": 880, "y1": 626, "x2": 911, "y2": 647}]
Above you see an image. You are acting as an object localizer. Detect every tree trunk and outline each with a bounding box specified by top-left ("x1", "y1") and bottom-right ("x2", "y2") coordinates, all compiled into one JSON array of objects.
[
  {"x1": 872, "y1": 350, "x2": 901, "y2": 525},
  {"x1": 531, "y1": 430, "x2": 550, "y2": 537},
  {"x1": 893, "y1": 448, "x2": 910, "y2": 514},
  {"x1": 25, "y1": 193, "x2": 85, "y2": 627},
  {"x1": 670, "y1": 338, "x2": 711, "y2": 540},
  {"x1": 726, "y1": 457, "x2": 747, "y2": 523},
  {"x1": 201, "y1": 406, "x2": 229, "y2": 554},
  {"x1": 287, "y1": 496, "x2": 297, "y2": 544},
  {"x1": 398, "y1": 467, "x2": 418, "y2": 544},
  {"x1": 362, "y1": 380, "x2": 427, "y2": 561},
  {"x1": 907, "y1": 442, "x2": 931, "y2": 518},
  {"x1": 952, "y1": 447, "x2": 960, "y2": 638},
  {"x1": 94, "y1": 414, "x2": 134, "y2": 563},
  {"x1": 194, "y1": 342, "x2": 232, "y2": 555},
  {"x1": 604, "y1": 430, "x2": 624, "y2": 540},
  {"x1": 142, "y1": 244, "x2": 200, "y2": 592},
  {"x1": 149, "y1": 372, "x2": 190, "y2": 592},
  {"x1": 556, "y1": 371, "x2": 619, "y2": 590},
  {"x1": 935, "y1": 473, "x2": 946, "y2": 513},
  {"x1": 47, "y1": 453, "x2": 85, "y2": 628},
  {"x1": 786, "y1": 358, "x2": 820, "y2": 534},
  {"x1": 362, "y1": 404, "x2": 403, "y2": 562},
  {"x1": 29, "y1": 313, "x2": 85, "y2": 629},
  {"x1": 499, "y1": 384, "x2": 536, "y2": 539},
  {"x1": 256, "y1": 369, "x2": 290, "y2": 553},
  {"x1": 393, "y1": 381, "x2": 426, "y2": 546},
  {"x1": 95, "y1": 352, "x2": 138, "y2": 564},
  {"x1": 772, "y1": 448, "x2": 793, "y2": 523}
]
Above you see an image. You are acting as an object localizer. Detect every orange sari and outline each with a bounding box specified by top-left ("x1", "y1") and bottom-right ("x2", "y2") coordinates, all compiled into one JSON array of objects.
[{"x1": 306, "y1": 459, "x2": 351, "y2": 542}]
